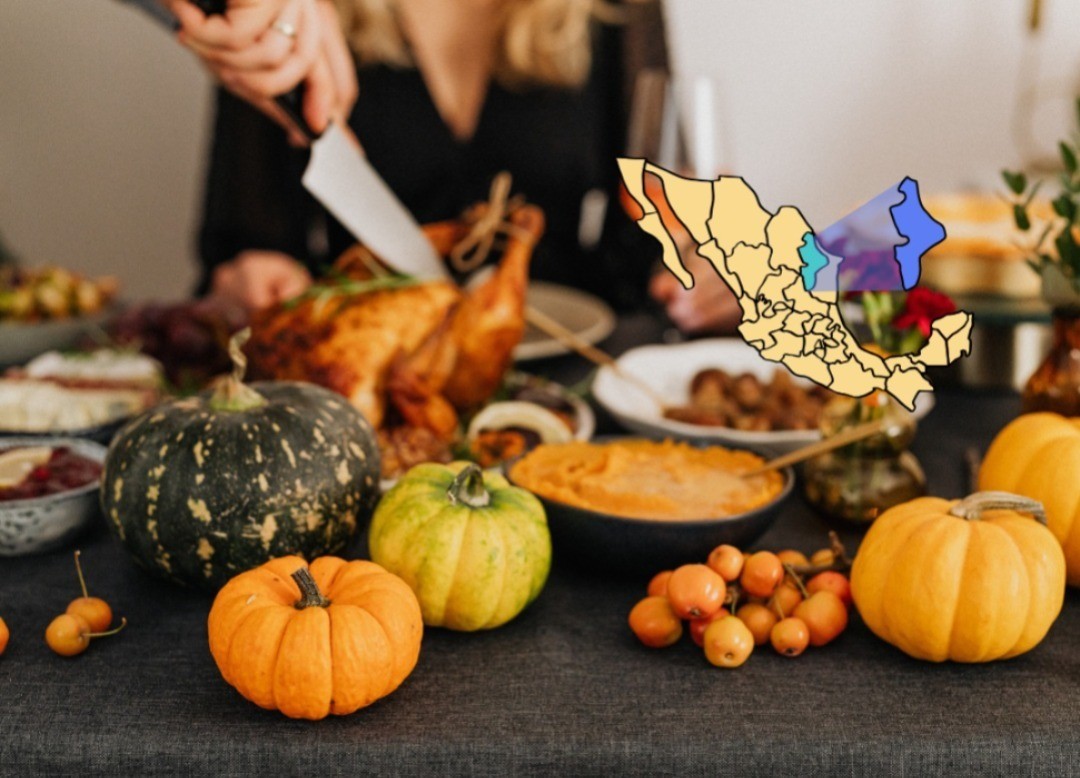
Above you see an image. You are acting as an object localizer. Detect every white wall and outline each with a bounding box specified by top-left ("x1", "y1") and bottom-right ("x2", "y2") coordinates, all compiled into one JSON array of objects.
[
  {"x1": 0, "y1": 0, "x2": 208, "y2": 300},
  {"x1": 666, "y1": 0, "x2": 1080, "y2": 226},
  {"x1": 1, "y1": 1, "x2": 1078, "y2": 300}
]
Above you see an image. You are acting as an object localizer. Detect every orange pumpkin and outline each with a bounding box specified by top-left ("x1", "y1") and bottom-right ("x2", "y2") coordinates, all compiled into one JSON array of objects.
[
  {"x1": 851, "y1": 492, "x2": 1065, "y2": 662},
  {"x1": 208, "y1": 556, "x2": 423, "y2": 720},
  {"x1": 980, "y1": 412, "x2": 1080, "y2": 585}
]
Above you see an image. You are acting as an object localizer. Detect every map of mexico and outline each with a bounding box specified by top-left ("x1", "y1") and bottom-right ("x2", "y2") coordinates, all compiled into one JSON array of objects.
[{"x1": 617, "y1": 159, "x2": 974, "y2": 410}]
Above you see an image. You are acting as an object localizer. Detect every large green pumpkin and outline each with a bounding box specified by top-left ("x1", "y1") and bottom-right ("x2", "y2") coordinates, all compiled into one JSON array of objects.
[
  {"x1": 369, "y1": 462, "x2": 550, "y2": 631},
  {"x1": 101, "y1": 335, "x2": 380, "y2": 590}
]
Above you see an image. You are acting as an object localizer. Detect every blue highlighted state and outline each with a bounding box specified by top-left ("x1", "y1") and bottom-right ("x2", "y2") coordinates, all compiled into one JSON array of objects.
[
  {"x1": 889, "y1": 177, "x2": 946, "y2": 290},
  {"x1": 798, "y1": 232, "x2": 831, "y2": 291},
  {"x1": 812, "y1": 178, "x2": 946, "y2": 292}
]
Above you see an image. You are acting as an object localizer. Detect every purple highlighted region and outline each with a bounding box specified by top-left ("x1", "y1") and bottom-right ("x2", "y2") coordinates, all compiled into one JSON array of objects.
[{"x1": 800, "y1": 177, "x2": 945, "y2": 293}]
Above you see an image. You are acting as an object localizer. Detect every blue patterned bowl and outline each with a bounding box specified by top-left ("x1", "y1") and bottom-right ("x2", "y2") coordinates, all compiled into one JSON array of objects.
[{"x1": 0, "y1": 437, "x2": 107, "y2": 556}]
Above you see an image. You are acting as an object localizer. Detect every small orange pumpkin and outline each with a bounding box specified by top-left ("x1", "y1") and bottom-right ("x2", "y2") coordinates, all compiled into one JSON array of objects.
[
  {"x1": 208, "y1": 556, "x2": 423, "y2": 720},
  {"x1": 851, "y1": 492, "x2": 1065, "y2": 662}
]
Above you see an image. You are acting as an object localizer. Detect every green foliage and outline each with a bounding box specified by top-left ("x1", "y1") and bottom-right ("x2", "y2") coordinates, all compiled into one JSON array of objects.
[
  {"x1": 1003, "y1": 170, "x2": 1027, "y2": 195},
  {"x1": 1061, "y1": 142, "x2": 1078, "y2": 174},
  {"x1": 1013, "y1": 204, "x2": 1031, "y2": 231},
  {"x1": 281, "y1": 272, "x2": 420, "y2": 313},
  {"x1": 1003, "y1": 96, "x2": 1080, "y2": 290}
]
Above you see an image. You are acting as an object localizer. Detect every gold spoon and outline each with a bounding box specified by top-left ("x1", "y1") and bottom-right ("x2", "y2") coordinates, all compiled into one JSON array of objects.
[
  {"x1": 523, "y1": 305, "x2": 669, "y2": 409},
  {"x1": 741, "y1": 416, "x2": 914, "y2": 478}
]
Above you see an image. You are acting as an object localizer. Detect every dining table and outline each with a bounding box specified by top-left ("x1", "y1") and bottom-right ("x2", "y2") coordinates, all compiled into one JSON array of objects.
[{"x1": 1, "y1": 311, "x2": 1078, "y2": 777}]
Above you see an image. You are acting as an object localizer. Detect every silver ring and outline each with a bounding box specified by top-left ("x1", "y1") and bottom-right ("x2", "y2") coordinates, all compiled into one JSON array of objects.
[{"x1": 271, "y1": 20, "x2": 298, "y2": 40}]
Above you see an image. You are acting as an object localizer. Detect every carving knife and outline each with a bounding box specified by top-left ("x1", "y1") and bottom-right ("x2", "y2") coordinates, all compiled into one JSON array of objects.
[{"x1": 129, "y1": 0, "x2": 448, "y2": 280}]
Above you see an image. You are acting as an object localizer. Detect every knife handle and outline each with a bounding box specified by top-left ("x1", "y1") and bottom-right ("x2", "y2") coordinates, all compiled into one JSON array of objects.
[{"x1": 188, "y1": 0, "x2": 319, "y2": 140}]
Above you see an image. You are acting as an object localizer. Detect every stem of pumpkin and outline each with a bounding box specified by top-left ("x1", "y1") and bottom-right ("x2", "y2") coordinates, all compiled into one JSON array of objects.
[
  {"x1": 447, "y1": 464, "x2": 491, "y2": 509},
  {"x1": 948, "y1": 491, "x2": 1048, "y2": 526},
  {"x1": 208, "y1": 328, "x2": 268, "y2": 413},
  {"x1": 292, "y1": 568, "x2": 331, "y2": 609}
]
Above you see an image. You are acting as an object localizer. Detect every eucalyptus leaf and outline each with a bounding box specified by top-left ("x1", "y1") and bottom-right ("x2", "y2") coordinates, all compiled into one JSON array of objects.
[
  {"x1": 1003, "y1": 169, "x2": 1028, "y2": 195},
  {"x1": 1062, "y1": 142, "x2": 1078, "y2": 174},
  {"x1": 1053, "y1": 193, "x2": 1076, "y2": 221},
  {"x1": 1055, "y1": 229, "x2": 1079, "y2": 272},
  {"x1": 1014, "y1": 203, "x2": 1031, "y2": 231}
]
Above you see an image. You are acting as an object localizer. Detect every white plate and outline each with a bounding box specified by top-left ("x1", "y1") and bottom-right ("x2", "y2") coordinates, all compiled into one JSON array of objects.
[
  {"x1": 593, "y1": 339, "x2": 935, "y2": 454},
  {"x1": 514, "y1": 282, "x2": 616, "y2": 362}
]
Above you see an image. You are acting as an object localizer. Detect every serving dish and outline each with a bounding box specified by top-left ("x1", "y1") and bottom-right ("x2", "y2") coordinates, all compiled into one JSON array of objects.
[
  {"x1": 593, "y1": 339, "x2": 934, "y2": 453},
  {"x1": 507, "y1": 439, "x2": 794, "y2": 574},
  {"x1": 0, "y1": 311, "x2": 113, "y2": 368},
  {"x1": 0, "y1": 437, "x2": 107, "y2": 556},
  {"x1": 0, "y1": 349, "x2": 165, "y2": 444},
  {"x1": 379, "y1": 373, "x2": 594, "y2": 492},
  {"x1": 500, "y1": 371, "x2": 595, "y2": 441}
]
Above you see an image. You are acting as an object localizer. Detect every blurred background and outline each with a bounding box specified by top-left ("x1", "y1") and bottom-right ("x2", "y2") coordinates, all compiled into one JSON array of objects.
[{"x1": 2, "y1": 0, "x2": 1079, "y2": 299}]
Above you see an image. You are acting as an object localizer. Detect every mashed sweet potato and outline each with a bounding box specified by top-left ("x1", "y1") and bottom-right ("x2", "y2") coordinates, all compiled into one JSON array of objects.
[{"x1": 509, "y1": 439, "x2": 784, "y2": 521}]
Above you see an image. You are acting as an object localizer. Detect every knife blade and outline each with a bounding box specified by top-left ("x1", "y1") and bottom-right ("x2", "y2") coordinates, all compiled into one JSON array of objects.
[
  {"x1": 300, "y1": 123, "x2": 447, "y2": 280},
  {"x1": 144, "y1": 0, "x2": 448, "y2": 280}
]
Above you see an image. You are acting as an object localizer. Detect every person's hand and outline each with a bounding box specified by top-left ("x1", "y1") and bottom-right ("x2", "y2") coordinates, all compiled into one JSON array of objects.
[
  {"x1": 210, "y1": 251, "x2": 313, "y2": 311},
  {"x1": 169, "y1": 0, "x2": 358, "y2": 145},
  {"x1": 649, "y1": 247, "x2": 742, "y2": 335}
]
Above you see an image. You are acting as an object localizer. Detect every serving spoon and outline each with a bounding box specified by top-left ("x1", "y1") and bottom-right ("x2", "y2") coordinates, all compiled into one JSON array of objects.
[
  {"x1": 523, "y1": 305, "x2": 669, "y2": 409},
  {"x1": 740, "y1": 416, "x2": 914, "y2": 478},
  {"x1": 522, "y1": 307, "x2": 918, "y2": 474}
]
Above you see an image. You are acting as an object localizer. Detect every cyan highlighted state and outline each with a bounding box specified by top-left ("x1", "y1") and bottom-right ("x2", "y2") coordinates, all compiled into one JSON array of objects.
[{"x1": 798, "y1": 232, "x2": 832, "y2": 291}]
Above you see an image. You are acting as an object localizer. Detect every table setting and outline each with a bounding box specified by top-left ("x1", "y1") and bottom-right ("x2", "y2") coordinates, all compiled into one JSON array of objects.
[
  {"x1": 2, "y1": 309, "x2": 1078, "y2": 773},
  {"x1": 5, "y1": 0, "x2": 1080, "y2": 774},
  {"x1": 4, "y1": 133, "x2": 1080, "y2": 776}
]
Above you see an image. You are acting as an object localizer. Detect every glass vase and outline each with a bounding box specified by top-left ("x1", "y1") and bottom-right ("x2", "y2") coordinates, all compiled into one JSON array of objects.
[
  {"x1": 802, "y1": 391, "x2": 927, "y2": 529},
  {"x1": 1021, "y1": 307, "x2": 1080, "y2": 416}
]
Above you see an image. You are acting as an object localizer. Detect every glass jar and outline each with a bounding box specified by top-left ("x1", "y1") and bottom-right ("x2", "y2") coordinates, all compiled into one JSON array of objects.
[
  {"x1": 1021, "y1": 307, "x2": 1080, "y2": 416},
  {"x1": 802, "y1": 391, "x2": 927, "y2": 529}
]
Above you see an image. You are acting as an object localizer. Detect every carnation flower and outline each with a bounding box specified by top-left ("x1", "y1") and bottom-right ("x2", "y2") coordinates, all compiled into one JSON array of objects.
[{"x1": 893, "y1": 288, "x2": 956, "y2": 338}]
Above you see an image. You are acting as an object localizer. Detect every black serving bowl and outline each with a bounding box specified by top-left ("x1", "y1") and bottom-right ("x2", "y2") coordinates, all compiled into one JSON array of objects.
[{"x1": 507, "y1": 441, "x2": 795, "y2": 576}]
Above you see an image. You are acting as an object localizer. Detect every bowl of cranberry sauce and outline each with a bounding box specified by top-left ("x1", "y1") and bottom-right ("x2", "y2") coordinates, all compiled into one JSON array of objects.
[{"x1": 0, "y1": 438, "x2": 106, "y2": 556}]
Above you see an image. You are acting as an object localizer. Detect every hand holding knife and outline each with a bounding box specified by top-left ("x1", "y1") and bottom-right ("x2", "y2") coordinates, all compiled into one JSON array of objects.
[{"x1": 132, "y1": 0, "x2": 449, "y2": 280}]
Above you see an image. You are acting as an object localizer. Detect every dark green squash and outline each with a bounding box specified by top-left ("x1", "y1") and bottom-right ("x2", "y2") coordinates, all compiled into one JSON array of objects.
[{"x1": 101, "y1": 331, "x2": 381, "y2": 590}]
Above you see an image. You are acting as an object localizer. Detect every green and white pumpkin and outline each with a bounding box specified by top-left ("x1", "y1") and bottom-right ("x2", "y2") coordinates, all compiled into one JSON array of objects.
[
  {"x1": 101, "y1": 331, "x2": 380, "y2": 590},
  {"x1": 369, "y1": 461, "x2": 550, "y2": 631}
]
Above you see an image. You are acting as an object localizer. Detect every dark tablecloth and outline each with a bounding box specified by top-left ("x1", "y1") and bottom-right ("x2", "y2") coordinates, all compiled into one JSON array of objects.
[{"x1": 2, "y1": 315, "x2": 1079, "y2": 777}]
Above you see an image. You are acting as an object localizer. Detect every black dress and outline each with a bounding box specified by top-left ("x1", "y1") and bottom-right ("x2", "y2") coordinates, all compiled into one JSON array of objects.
[{"x1": 197, "y1": 15, "x2": 663, "y2": 310}]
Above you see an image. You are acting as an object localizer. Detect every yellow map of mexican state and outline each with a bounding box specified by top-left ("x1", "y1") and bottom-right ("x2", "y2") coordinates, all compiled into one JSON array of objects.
[{"x1": 618, "y1": 159, "x2": 974, "y2": 410}]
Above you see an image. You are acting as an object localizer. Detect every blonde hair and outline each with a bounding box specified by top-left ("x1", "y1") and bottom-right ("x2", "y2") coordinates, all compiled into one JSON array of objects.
[{"x1": 332, "y1": 0, "x2": 616, "y2": 89}]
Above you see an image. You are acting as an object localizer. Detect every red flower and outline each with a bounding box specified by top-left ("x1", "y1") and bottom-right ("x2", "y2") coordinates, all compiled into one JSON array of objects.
[{"x1": 893, "y1": 288, "x2": 956, "y2": 338}]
